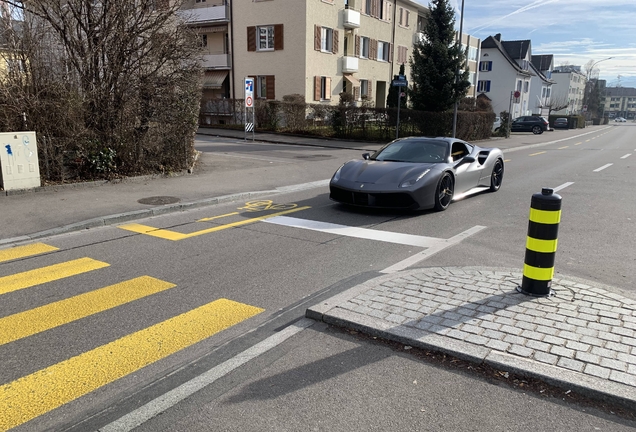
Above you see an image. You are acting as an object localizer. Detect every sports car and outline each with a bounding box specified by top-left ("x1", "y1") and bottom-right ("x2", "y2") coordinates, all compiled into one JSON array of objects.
[{"x1": 329, "y1": 136, "x2": 504, "y2": 211}]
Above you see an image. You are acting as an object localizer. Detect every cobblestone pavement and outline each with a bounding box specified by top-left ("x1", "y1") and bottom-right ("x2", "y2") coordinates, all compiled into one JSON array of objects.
[{"x1": 306, "y1": 267, "x2": 636, "y2": 410}]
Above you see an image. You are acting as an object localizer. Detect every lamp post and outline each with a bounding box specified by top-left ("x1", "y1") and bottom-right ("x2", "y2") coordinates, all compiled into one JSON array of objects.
[{"x1": 451, "y1": 0, "x2": 465, "y2": 138}]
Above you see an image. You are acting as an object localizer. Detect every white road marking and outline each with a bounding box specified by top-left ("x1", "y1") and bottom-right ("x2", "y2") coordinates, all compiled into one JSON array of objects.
[
  {"x1": 553, "y1": 182, "x2": 574, "y2": 193},
  {"x1": 503, "y1": 126, "x2": 612, "y2": 154},
  {"x1": 621, "y1": 154, "x2": 632, "y2": 159},
  {"x1": 593, "y1": 163, "x2": 613, "y2": 172},
  {"x1": 98, "y1": 319, "x2": 315, "y2": 432},
  {"x1": 381, "y1": 225, "x2": 488, "y2": 274},
  {"x1": 263, "y1": 216, "x2": 447, "y2": 248}
]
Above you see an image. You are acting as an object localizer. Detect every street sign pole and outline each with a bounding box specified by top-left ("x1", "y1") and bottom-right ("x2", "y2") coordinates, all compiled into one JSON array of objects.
[
  {"x1": 392, "y1": 75, "x2": 407, "y2": 139},
  {"x1": 244, "y1": 77, "x2": 255, "y2": 141},
  {"x1": 396, "y1": 91, "x2": 401, "y2": 139}
]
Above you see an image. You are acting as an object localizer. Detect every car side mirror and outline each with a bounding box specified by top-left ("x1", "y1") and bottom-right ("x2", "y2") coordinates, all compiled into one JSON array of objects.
[
  {"x1": 454, "y1": 156, "x2": 475, "y2": 168},
  {"x1": 362, "y1": 153, "x2": 370, "y2": 160}
]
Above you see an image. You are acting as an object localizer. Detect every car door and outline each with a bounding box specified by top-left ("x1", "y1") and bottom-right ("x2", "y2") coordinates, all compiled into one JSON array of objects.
[
  {"x1": 451, "y1": 141, "x2": 480, "y2": 194},
  {"x1": 511, "y1": 117, "x2": 526, "y2": 131}
]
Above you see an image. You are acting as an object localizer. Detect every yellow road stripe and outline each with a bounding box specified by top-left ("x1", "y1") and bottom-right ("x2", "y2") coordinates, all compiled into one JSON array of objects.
[
  {"x1": 0, "y1": 299, "x2": 263, "y2": 431},
  {"x1": 574, "y1": 142, "x2": 582, "y2": 146},
  {"x1": 526, "y1": 237, "x2": 558, "y2": 253},
  {"x1": 119, "y1": 206, "x2": 311, "y2": 241},
  {"x1": 0, "y1": 243, "x2": 59, "y2": 263},
  {"x1": 504, "y1": 159, "x2": 511, "y2": 162},
  {"x1": 529, "y1": 208, "x2": 561, "y2": 224},
  {"x1": 529, "y1": 151, "x2": 546, "y2": 156},
  {"x1": 0, "y1": 276, "x2": 176, "y2": 346},
  {"x1": 523, "y1": 264, "x2": 554, "y2": 281},
  {"x1": 197, "y1": 212, "x2": 239, "y2": 222},
  {"x1": 0, "y1": 258, "x2": 109, "y2": 296},
  {"x1": 558, "y1": 146, "x2": 569, "y2": 150}
]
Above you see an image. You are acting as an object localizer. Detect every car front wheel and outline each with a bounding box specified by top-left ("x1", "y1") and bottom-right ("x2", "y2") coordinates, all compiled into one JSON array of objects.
[
  {"x1": 490, "y1": 159, "x2": 504, "y2": 192},
  {"x1": 434, "y1": 173, "x2": 454, "y2": 211},
  {"x1": 532, "y1": 125, "x2": 543, "y2": 134}
]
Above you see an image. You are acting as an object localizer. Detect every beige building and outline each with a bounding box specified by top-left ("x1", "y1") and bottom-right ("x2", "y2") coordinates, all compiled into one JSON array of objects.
[
  {"x1": 603, "y1": 87, "x2": 636, "y2": 120},
  {"x1": 460, "y1": 33, "x2": 480, "y2": 98}
]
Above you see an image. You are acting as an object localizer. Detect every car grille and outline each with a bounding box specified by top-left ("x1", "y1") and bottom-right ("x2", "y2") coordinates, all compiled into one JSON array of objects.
[{"x1": 330, "y1": 186, "x2": 417, "y2": 209}]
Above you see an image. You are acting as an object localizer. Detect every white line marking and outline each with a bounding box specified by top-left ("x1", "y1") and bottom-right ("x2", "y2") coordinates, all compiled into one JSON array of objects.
[
  {"x1": 593, "y1": 163, "x2": 613, "y2": 172},
  {"x1": 553, "y1": 182, "x2": 574, "y2": 193},
  {"x1": 503, "y1": 126, "x2": 612, "y2": 154},
  {"x1": 264, "y1": 216, "x2": 446, "y2": 248},
  {"x1": 621, "y1": 154, "x2": 631, "y2": 159},
  {"x1": 381, "y1": 225, "x2": 487, "y2": 274},
  {"x1": 98, "y1": 319, "x2": 315, "y2": 432}
]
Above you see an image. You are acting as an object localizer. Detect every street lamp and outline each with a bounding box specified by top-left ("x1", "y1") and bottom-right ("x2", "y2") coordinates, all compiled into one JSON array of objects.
[
  {"x1": 451, "y1": 0, "x2": 465, "y2": 138},
  {"x1": 586, "y1": 57, "x2": 614, "y2": 81}
]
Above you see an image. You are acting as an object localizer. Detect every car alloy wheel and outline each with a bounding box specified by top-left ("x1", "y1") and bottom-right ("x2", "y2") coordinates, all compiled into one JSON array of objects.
[
  {"x1": 532, "y1": 125, "x2": 543, "y2": 134},
  {"x1": 490, "y1": 159, "x2": 504, "y2": 192},
  {"x1": 434, "y1": 172, "x2": 454, "y2": 211}
]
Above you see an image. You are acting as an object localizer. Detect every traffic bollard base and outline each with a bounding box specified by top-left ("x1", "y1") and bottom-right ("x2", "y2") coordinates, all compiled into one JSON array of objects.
[{"x1": 516, "y1": 284, "x2": 555, "y2": 298}]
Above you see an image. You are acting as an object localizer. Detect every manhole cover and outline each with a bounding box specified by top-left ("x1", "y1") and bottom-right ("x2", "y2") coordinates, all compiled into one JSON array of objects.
[{"x1": 137, "y1": 196, "x2": 181, "y2": 205}]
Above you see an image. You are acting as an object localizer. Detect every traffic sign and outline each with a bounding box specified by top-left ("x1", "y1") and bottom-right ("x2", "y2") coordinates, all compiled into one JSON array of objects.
[
  {"x1": 513, "y1": 91, "x2": 521, "y2": 98},
  {"x1": 392, "y1": 79, "x2": 408, "y2": 87},
  {"x1": 245, "y1": 96, "x2": 253, "y2": 108},
  {"x1": 245, "y1": 77, "x2": 254, "y2": 108}
]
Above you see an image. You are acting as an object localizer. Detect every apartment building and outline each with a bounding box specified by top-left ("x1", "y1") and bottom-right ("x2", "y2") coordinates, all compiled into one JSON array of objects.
[
  {"x1": 550, "y1": 65, "x2": 587, "y2": 115},
  {"x1": 604, "y1": 86, "x2": 636, "y2": 119},
  {"x1": 460, "y1": 33, "x2": 480, "y2": 98},
  {"x1": 529, "y1": 54, "x2": 554, "y2": 115},
  {"x1": 477, "y1": 34, "x2": 534, "y2": 118}
]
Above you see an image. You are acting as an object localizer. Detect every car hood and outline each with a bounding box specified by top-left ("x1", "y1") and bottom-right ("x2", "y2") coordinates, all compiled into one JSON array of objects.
[{"x1": 338, "y1": 160, "x2": 439, "y2": 184}]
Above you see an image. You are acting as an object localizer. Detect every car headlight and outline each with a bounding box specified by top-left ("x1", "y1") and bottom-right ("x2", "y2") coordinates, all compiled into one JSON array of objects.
[
  {"x1": 400, "y1": 169, "x2": 430, "y2": 188},
  {"x1": 332, "y1": 164, "x2": 345, "y2": 182}
]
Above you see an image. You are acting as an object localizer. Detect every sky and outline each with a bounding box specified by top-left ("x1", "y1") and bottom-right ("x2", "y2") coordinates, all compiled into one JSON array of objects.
[{"x1": 416, "y1": 0, "x2": 636, "y2": 88}]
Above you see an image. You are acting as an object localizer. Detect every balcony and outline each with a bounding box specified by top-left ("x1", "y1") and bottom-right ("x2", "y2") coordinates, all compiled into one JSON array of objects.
[
  {"x1": 180, "y1": 3, "x2": 229, "y2": 25},
  {"x1": 414, "y1": 32, "x2": 427, "y2": 45},
  {"x1": 343, "y1": 9, "x2": 360, "y2": 28},
  {"x1": 202, "y1": 53, "x2": 231, "y2": 69},
  {"x1": 342, "y1": 56, "x2": 358, "y2": 73}
]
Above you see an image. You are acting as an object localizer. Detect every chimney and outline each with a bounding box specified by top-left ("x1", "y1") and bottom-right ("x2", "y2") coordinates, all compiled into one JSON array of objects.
[{"x1": 494, "y1": 33, "x2": 502, "y2": 42}]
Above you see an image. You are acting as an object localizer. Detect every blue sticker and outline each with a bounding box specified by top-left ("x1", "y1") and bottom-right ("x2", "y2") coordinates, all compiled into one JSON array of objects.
[{"x1": 5, "y1": 144, "x2": 12, "y2": 156}]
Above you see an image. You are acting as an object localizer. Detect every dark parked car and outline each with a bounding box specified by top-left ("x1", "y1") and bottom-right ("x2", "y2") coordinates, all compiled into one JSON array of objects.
[
  {"x1": 511, "y1": 116, "x2": 550, "y2": 134},
  {"x1": 553, "y1": 118, "x2": 569, "y2": 129}
]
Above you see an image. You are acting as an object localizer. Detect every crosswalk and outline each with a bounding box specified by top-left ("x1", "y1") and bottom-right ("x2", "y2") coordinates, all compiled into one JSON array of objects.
[{"x1": 0, "y1": 243, "x2": 263, "y2": 431}]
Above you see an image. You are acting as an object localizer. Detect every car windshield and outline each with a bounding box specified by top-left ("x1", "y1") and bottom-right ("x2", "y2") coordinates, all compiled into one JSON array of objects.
[{"x1": 371, "y1": 139, "x2": 449, "y2": 163}]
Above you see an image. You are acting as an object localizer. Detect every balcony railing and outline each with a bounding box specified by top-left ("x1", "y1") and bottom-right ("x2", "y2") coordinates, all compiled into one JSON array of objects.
[
  {"x1": 181, "y1": 3, "x2": 229, "y2": 25},
  {"x1": 342, "y1": 56, "x2": 358, "y2": 73},
  {"x1": 343, "y1": 9, "x2": 360, "y2": 28},
  {"x1": 202, "y1": 53, "x2": 231, "y2": 69}
]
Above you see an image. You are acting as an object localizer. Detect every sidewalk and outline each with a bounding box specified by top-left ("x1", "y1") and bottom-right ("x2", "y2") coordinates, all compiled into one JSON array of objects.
[{"x1": 307, "y1": 267, "x2": 636, "y2": 410}]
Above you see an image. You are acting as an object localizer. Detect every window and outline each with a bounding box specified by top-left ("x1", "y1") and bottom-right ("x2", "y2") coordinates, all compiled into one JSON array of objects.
[
  {"x1": 477, "y1": 80, "x2": 491, "y2": 92},
  {"x1": 524, "y1": 81, "x2": 529, "y2": 93},
  {"x1": 360, "y1": 79, "x2": 369, "y2": 97},
  {"x1": 398, "y1": 7, "x2": 403, "y2": 25},
  {"x1": 250, "y1": 75, "x2": 275, "y2": 99},
  {"x1": 365, "y1": 0, "x2": 372, "y2": 14},
  {"x1": 258, "y1": 26, "x2": 274, "y2": 50},
  {"x1": 321, "y1": 76, "x2": 331, "y2": 100},
  {"x1": 467, "y1": 46, "x2": 478, "y2": 61},
  {"x1": 468, "y1": 72, "x2": 475, "y2": 85},
  {"x1": 200, "y1": 34, "x2": 208, "y2": 48},
  {"x1": 479, "y1": 61, "x2": 492, "y2": 71},
  {"x1": 321, "y1": 27, "x2": 333, "y2": 52},
  {"x1": 377, "y1": 41, "x2": 390, "y2": 62},
  {"x1": 360, "y1": 36, "x2": 369, "y2": 58},
  {"x1": 516, "y1": 80, "x2": 522, "y2": 91}
]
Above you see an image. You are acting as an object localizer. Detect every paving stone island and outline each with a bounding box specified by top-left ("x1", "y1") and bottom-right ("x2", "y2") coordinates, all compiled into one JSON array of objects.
[{"x1": 306, "y1": 267, "x2": 636, "y2": 410}]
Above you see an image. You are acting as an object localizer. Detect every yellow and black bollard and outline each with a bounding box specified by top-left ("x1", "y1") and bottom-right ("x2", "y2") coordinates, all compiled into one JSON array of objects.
[{"x1": 518, "y1": 187, "x2": 562, "y2": 297}]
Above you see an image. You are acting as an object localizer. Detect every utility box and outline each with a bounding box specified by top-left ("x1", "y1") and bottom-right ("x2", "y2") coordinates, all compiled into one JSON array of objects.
[{"x1": 0, "y1": 131, "x2": 41, "y2": 191}]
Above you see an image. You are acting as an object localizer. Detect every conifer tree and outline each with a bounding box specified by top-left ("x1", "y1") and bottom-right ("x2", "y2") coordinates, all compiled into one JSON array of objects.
[
  {"x1": 410, "y1": 0, "x2": 470, "y2": 112},
  {"x1": 387, "y1": 64, "x2": 408, "y2": 108}
]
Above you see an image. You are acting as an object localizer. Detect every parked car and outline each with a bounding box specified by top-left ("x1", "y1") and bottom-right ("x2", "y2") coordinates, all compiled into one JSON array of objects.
[
  {"x1": 511, "y1": 116, "x2": 550, "y2": 134},
  {"x1": 492, "y1": 116, "x2": 501, "y2": 133},
  {"x1": 615, "y1": 117, "x2": 626, "y2": 122},
  {"x1": 329, "y1": 137, "x2": 504, "y2": 211},
  {"x1": 553, "y1": 118, "x2": 569, "y2": 129}
]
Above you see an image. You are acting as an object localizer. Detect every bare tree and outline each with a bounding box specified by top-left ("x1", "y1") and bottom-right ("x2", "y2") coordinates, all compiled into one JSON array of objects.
[
  {"x1": 545, "y1": 94, "x2": 570, "y2": 116},
  {"x1": 0, "y1": 0, "x2": 203, "y2": 180}
]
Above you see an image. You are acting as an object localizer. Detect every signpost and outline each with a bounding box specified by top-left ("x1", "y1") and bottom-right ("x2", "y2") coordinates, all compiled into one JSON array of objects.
[
  {"x1": 392, "y1": 75, "x2": 408, "y2": 139},
  {"x1": 244, "y1": 77, "x2": 255, "y2": 141}
]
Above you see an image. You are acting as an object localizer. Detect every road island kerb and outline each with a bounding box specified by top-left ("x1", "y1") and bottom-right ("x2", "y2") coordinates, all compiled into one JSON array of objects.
[{"x1": 306, "y1": 266, "x2": 636, "y2": 411}]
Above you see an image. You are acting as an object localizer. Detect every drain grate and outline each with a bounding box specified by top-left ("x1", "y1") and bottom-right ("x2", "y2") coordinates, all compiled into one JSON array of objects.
[{"x1": 137, "y1": 196, "x2": 181, "y2": 205}]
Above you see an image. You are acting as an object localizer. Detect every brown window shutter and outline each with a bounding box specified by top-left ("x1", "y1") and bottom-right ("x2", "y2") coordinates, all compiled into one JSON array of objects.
[
  {"x1": 354, "y1": 86, "x2": 360, "y2": 100},
  {"x1": 314, "y1": 76, "x2": 321, "y2": 101},
  {"x1": 266, "y1": 75, "x2": 275, "y2": 99},
  {"x1": 332, "y1": 30, "x2": 339, "y2": 54},
  {"x1": 247, "y1": 27, "x2": 256, "y2": 52},
  {"x1": 314, "y1": 25, "x2": 321, "y2": 51},
  {"x1": 370, "y1": 39, "x2": 377, "y2": 60},
  {"x1": 372, "y1": 0, "x2": 379, "y2": 17},
  {"x1": 355, "y1": 35, "x2": 360, "y2": 57},
  {"x1": 368, "y1": 80, "x2": 373, "y2": 99},
  {"x1": 326, "y1": 77, "x2": 331, "y2": 100},
  {"x1": 274, "y1": 24, "x2": 284, "y2": 50}
]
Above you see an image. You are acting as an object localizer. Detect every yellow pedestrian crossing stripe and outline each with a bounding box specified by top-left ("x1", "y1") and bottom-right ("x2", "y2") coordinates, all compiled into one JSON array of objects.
[
  {"x1": 0, "y1": 299, "x2": 264, "y2": 431},
  {"x1": 0, "y1": 276, "x2": 176, "y2": 346},
  {"x1": 0, "y1": 243, "x2": 58, "y2": 263},
  {"x1": 0, "y1": 258, "x2": 109, "y2": 295},
  {"x1": 119, "y1": 205, "x2": 310, "y2": 241}
]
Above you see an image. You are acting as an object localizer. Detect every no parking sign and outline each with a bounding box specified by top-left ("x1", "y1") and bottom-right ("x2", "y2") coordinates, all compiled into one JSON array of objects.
[{"x1": 245, "y1": 78, "x2": 254, "y2": 107}]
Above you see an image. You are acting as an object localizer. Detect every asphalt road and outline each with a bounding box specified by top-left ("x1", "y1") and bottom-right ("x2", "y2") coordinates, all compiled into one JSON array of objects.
[{"x1": 2, "y1": 124, "x2": 635, "y2": 431}]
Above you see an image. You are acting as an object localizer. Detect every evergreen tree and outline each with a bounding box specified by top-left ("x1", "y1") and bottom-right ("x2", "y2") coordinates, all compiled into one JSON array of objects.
[
  {"x1": 410, "y1": 0, "x2": 470, "y2": 112},
  {"x1": 387, "y1": 64, "x2": 408, "y2": 108}
]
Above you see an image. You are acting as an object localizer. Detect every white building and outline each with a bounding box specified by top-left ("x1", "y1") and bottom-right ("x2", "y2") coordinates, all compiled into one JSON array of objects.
[
  {"x1": 529, "y1": 54, "x2": 555, "y2": 115},
  {"x1": 550, "y1": 65, "x2": 587, "y2": 115}
]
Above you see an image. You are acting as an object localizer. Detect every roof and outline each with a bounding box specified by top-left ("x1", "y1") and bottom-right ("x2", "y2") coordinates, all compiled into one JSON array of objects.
[
  {"x1": 605, "y1": 87, "x2": 636, "y2": 97},
  {"x1": 481, "y1": 34, "x2": 534, "y2": 77},
  {"x1": 531, "y1": 55, "x2": 553, "y2": 72},
  {"x1": 501, "y1": 40, "x2": 531, "y2": 60}
]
